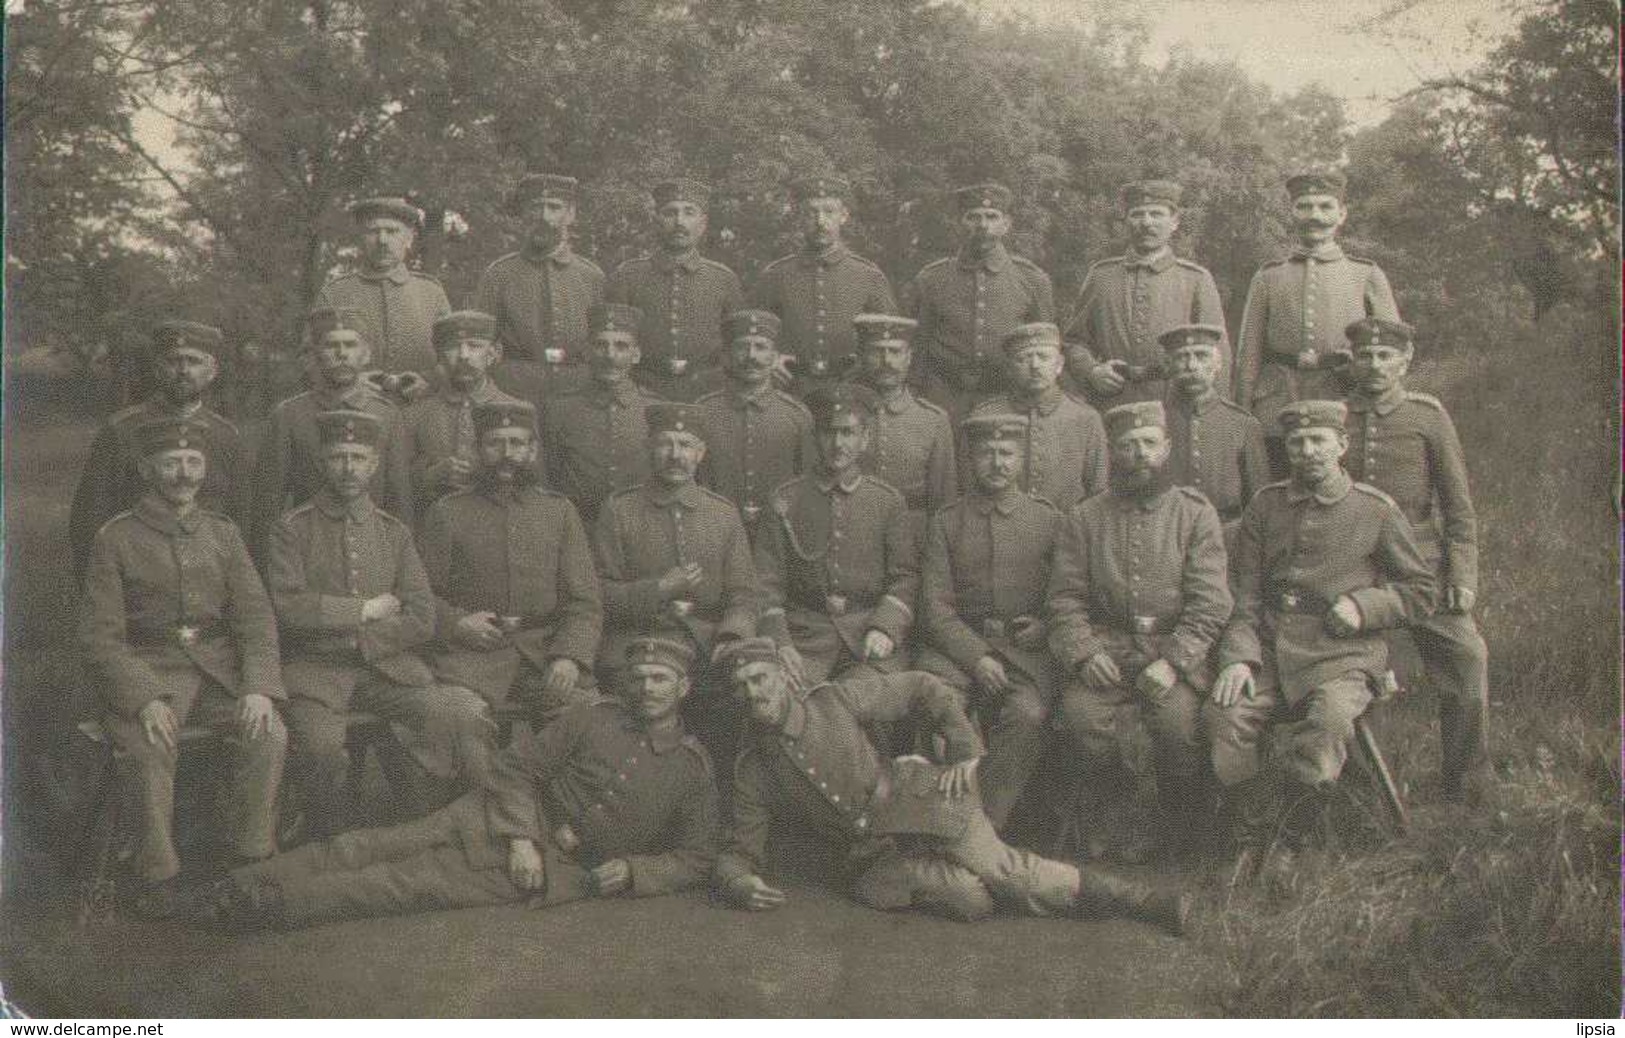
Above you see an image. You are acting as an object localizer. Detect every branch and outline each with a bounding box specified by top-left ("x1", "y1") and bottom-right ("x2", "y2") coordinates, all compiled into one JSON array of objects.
[{"x1": 107, "y1": 123, "x2": 234, "y2": 245}]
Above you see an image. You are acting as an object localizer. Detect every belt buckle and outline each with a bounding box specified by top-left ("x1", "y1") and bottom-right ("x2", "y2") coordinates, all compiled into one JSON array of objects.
[
  {"x1": 1131, "y1": 616, "x2": 1158, "y2": 635},
  {"x1": 809, "y1": 358, "x2": 828, "y2": 375},
  {"x1": 853, "y1": 814, "x2": 870, "y2": 832},
  {"x1": 1297, "y1": 348, "x2": 1319, "y2": 370},
  {"x1": 1280, "y1": 591, "x2": 1301, "y2": 611},
  {"x1": 175, "y1": 624, "x2": 199, "y2": 647},
  {"x1": 496, "y1": 615, "x2": 524, "y2": 634},
  {"x1": 543, "y1": 348, "x2": 566, "y2": 365},
  {"x1": 825, "y1": 594, "x2": 848, "y2": 616},
  {"x1": 982, "y1": 619, "x2": 1005, "y2": 640},
  {"x1": 668, "y1": 357, "x2": 688, "y2": 376},
  {"x1": 743, "y1": 503, "x2": 762, "y2": 522},
  {"x1": 669, "y1": 599, "x2": 695, "y2": 619}
]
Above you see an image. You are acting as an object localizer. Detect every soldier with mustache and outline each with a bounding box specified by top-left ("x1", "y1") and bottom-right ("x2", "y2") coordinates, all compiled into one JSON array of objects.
[{"x1": 851, "y1": 313, "x2": 958, "y2": 530}]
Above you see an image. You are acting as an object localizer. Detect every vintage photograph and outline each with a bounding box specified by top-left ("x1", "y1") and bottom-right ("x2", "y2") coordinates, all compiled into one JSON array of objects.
[{"x1": 1, "y1": 0, "x2": 1618, "y2": 1019}]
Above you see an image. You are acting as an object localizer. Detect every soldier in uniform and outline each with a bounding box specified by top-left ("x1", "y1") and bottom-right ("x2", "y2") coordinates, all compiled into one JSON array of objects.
[
  {"x1": 916, "y1": 414, "x2": 1063, "y2": 832},
  {"x1": 1207, "y1": 401, "x2": 1434, "y2": 849},
  {"x1": 695, "y1": 309, "x2": 817, "y2": 541},
  {"x1": 420, "y1": 400, "x2": 603, "y2": 730},
  {"x1": 1063, "y1": 180, "x2": 1227, "y2": 406},
  {"x1": 971, "y1": 322, "x2": 1108, "y2": 512},
  {"x1": 183, "y1": 638, "x2": 718, "y2": 930},
  {"x1": 753, "y1": 175, "x2": 896, "y2": 393},
  {"x1": 267, "y1": 410, "x2": 494, "y2": 840},
  {"x1": 1160, "y1": 324, "x2": 1270, "y2": 549},
  {"x1": 401, "y1": 310, "x2": 523, "y2": 518},
  {"x1": 607, "y1": 177, "x2": 745, "y2": 402},
  {"x1": 78, "y1": 417, "x2": 286, "y2": 901},
  {"x1": 851, "y1": 313, "x2": 958, "y2": 526},
  {"x1": 1233, "y1": 171, "x2": 1401, "y2": 473},
  {"x1": 540, "y1": 303, "x2": 663, "y2": 526},
  {"x1": 251, "y1": 305, "x2": 413, "y2": 553},
  {"x1": 755, "y1": 383, "x2": 917, "y2": 686},
  {"x1": 904, "y1": 182, "x2": 1055, "y2": 423},
  {"x1": 316, "y1": 196, "x2": 451, "y2": 380},
  {"x1": 473, "y1": 173, "x2": 605, "y2": 403},
  {"x1": 713, "y1": 639, "x2": 1188, "y2": 934},
  {"x1": 70, "y1": 321, "x2": 250, "y2": 581},
  {"x1": 1341, "y1": 317, "x2": 1489, "y2": 802},
  {"x1": 1047, "y1": 401, "x2": 1232, "y2": 861}
]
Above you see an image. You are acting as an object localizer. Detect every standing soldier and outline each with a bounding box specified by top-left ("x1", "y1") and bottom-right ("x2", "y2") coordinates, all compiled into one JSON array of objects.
[
  {"x1": 70, "y1": 321, "x2": 250, "y2": 581},
  {"x1": 1341, "y1": 318, "x2": 1489, "y2": 803},
  {"x1": 851, "y1": 313, "x2": 958, "y2": 526},
  {"x1": 78, "y1": 417, "x2": 285, "y2": 907},
  {"x1": 696, "y1": 310, "x2": 817, "y2": 541},
  {"x1": 607, "y1": 177, "x2": 745, "y2": 402},
  {"x1": 1063, "y1": 180, "x2": 1226, "y2": 407},
  {"x1": 420, "y1": 400, "x2": 603, "y2": 730},
  {"x1": 473, "y1": 173, "x2": 605, "y2": 403},
  {"x1": 1160, "y1": 324, "x2": 1270, "y2": 548},
  {"x1": 916, "y1": 414, "x2": 1063, "y2": 833},
  {"x1": 401, "y1": 311, "x2": 523, "y2": 518},
  {"x1": 754, "y1": 175, "x2": 896, "y2": 394},
  {"x1": 268, "y1": 410, "x2": 494, "y2": 840},
  {"x1": 540, "y1": 303, "x2": 663, "y2": 526},
  {"x1": 905, "y1": 182, "x2": 1055, "y2": 423},
  {"x1": 316, "y1": 196, "x2": 451, "y2": 381},
  {"x1": 1233, "y1": 171, "x2": 1400, "y2": 473},
  {"x1": 1207, "y1": 401, "x2": 1433, "y2": 853},
  {"x1": 755, "y1": 384, "x2": 917, "y2": 686},
  {"x1": 251, "y1": 306, "x2": 413, "y2": 552},
  {"x1": 971, "y1": 322, "x2": 1108, "y2": 512},
  {"x1": 1047, "y1": 401, "x2": 1232, "y2": 862}
]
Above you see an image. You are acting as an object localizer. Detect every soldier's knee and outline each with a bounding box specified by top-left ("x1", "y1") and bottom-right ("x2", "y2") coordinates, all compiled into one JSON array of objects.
[
  {"x1": 911, "y1": 871, "x2": 996, "y2": 922},
  {"x1": 1001, "y1": 688, "x2": 1048, "y2": 731}
]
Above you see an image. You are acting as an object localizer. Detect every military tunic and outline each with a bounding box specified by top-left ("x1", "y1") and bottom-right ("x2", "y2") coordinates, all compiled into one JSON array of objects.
[
  {"x1": 400, "y1": 380, "x2": 525, "y2": 518},
  {"x1": 970, "y1": 388, "x2": 1108, "y2": 512},
  {"x1": 753, "y1": 245, "x2": 896, "y2": 387},
  {"x1": 1165, "y1": 389, "x2": 1271, "y2": 526},
  {"x1": 863, "y1": 387, "x2": 958, "y2": 516},
  {"x1": 473, "y1": 246, "x2": 606, "y2": 401},
  {"x1": 69, "y1": 399, "x2": 250, "y2": 580},
  {"x1": 78, "y1": 495, "x2": 286, "y2": 882},
  {"x1": 696, "y1": 383, "x2": 817, "y2": 535},
  {"x1": 316, "y1": 265, "x2": 451, "y2": 377},
  {"x1": 607, "y1": 250, "x2": 745, "y2": 401},
  {"x1": 755, "y1": 471, "x2": 918, "y2": 683},
  {"x1": 904, "y1": 245, "x2": 1055, "y2": 420},
  {"x1": 540, "y1": 380, "x2": 662, "y2": 526},
  {"x1": 1062, "y1": 251, "x2": 1227, "y2": 405}
]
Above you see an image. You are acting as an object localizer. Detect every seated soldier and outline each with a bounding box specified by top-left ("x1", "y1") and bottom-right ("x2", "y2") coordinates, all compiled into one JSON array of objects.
[
  {"x1": 420, "y1": 400, "x2": 603, "y2": 729},
  {"x1": 267, "y1": 410, "x2": 494, "y2": 840},
  {"x1": 77, "y1": 417, "x2": 286, "y2": 908},
  {"x1": 712, "y1": 639, "x2": 1188, "y2": 934},
  {"x1": 177, "y1": 638, "x2": 718, "y2": 930}
]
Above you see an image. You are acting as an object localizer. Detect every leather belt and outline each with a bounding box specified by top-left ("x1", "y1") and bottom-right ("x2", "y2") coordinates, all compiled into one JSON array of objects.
[
  {"x1": 1265, "y1": 348, "x2": 1350, "y2": 372},
  {"x1": 1126, "y1": 615, "x2": 1175, "y2": 635},
  {"x1": 824, "y1": 594, "x2": 849, "y2": 617},
  {"x1": 494, "y1": 615, "x2": 551, "y2": 633},
  {"x1": 542, "y1": 348, "x2": 569, "y2": 365},
  {"x1": 1271, "y1": 588, "x2": 1332, "y2": 615},
  {"x1": 130, "y1": 620, "x2": 227, "y2": 648},
  {"x1": 665, "y1": 357, "x2": 689, "y2": 376}
]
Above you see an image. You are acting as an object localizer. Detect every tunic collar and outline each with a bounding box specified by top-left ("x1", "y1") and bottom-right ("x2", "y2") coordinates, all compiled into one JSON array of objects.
[
  {"x1": 877, "y1": 387, "x2": 916, "y2": 415},
  {"x1": 1287, "y1": 467, "x2": 1353, "y2": 505},
  {"x1": 1014, "y1": 385, "x2": 1066, "y2": 416},
  {"x1": 816, "y1": 468, "x2": 863, "y2": 495},
  {"x1": 522, "y1": 242, "x2": 576, "y2": 267},
  {"x1": 1347, "y1": 386, "x2": 1406, "y2": 417},
  {"x1": 646, "y1": 480, "x2": 705, "y2": 510},
  {"x1": 1112, "y1": 482, "x2": 1174, "y2": 513},
  {"x1": 1125, "y1": 248, "x2": 1175, "y2": 273},
  {"x1": 357, "y1": 263, "x2": 412, "y2": 285},
  {"x1": 1173, "y1": 386, "x2": 1220, "y2": 415},
  {"x1": 612, "y1": 702, "x2": 686, "y2": 754},
  {"x1": 653, "y1": 249, "x2": 704, "y2": 274},
  {"x1": 312, "y1": 489, "x2": 376, "y2": 522},
  {"x1": 779, "y1": 695, "x2": 809, "y2": 741},
  {"x1": 970, "y1": 487, "x2": 1022, "y2": 516},
  {"x1": 800, "y1": 243, "x2": 850, "y2": 269},
  {"x1": 1291, "y1": 242, "x2": 1345, "y2": 263},
  {"x1": 437, "y1": 379, "x2": 505, "y2": 408},
  {"x1": 957, "y1": 243, "x2": 1011, "y2": 273},
  {"x1": 725, "y1": 381, "x2": 774, "y2": 410},
  {"x1": 588, "y1": 378, "x2": 642, "y2": 407},
  {"x1": 134, "y1": 493, "x2": 203, "y2": 536},
  {"x1": 314, "y1": 383, "x2": 379, "y2": 410}
]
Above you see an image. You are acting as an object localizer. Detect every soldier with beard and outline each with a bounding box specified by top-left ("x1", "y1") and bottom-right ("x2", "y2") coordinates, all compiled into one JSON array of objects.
[
  {"x1": 851, "y1": 313, "x2": 958, "y2": 527},
  {"x1": 71, "y1": 321, "x2": 251, "y2": 581},
  {"x1": 420, "y1": 400, "x2": 604, "y2": 729}
]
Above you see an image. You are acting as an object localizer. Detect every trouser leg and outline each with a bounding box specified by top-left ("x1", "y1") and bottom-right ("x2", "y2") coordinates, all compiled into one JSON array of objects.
[
  {"x1": 850, "y1": 847, "x2": 995, "y2": 922},
  {"x1": 362, "y1": 680, "x2": 500, "y2": 795},
  {"x1": 1412, "y1": 612, "x2": 1490, "y2": 790},
  {"x1": 187, "y1": 685, "x2": 287, "y2": 862},
  {"x1": 1202, "y1": 675, "x2": 1281, "y2": 788},
  {"x1": 976, "y1": 676, "x2": 1050, "y2": 832},
  {"x1": 282, "y1": 697, "x2": 352, "y2": 839},
  {"x1": 1277, "y1": 676, "x2": 1373, "y2": 788},
  {"x1": 104, "y1": 712, "x2": 183, "y2": 884},
  {"x1": 1053, "y1": 680, "x2": 1151, "y2": 860},
  {"x1": 944, "y1": 801, "x2": 1082, "y2": 917}
]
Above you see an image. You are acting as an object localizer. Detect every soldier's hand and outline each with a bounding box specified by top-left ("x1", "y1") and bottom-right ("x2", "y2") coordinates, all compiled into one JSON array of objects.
[
  {"x1": 1211, "y1": 662, "x2": 1255, "y2": 708},
  {"x1": 543, "y1": 657, "x2": 581, "y2": 695},
  {"x1": 728, "y1": 873, "x2": 787, "y2": 912},
  {"x1": 1325, "y1": 595, "x2": 1364, "y2": 637},
  {"x1": 1135, "y1": 658, "x2": 1178, "y2": 701},
  {"x1": 1087, "y1": 362, "x2": 1126, "y2": 395},
  {"x1": 657, "y1": 564, "x2": 702, "y2": 597},
  {"x1": 776, "y1": 643, "x2": 808, "y2": 689},
  {"x1": 862, "y1": 629, "x2": 895, "y2": 660},
  {"x1": 508, "y1": 838, "x2": 545, "y2": 892},
  {"x1": 455, "y1": 611, "x2": 505, "y2": 649},
  {"x1": 139, "y1": 699, "x2": 178, "y2": 753},
  {"x1": 1082, "y1": 652, "x2": 1121, "y2": 688},
  {"x1": 973, "y1": 655, "x2": 1010, "y2": 694},
  {"x1": 938, "y1": 756, "x2": 980, "y2": 798},
  {"x1": 1009, "y1": 615, "x2": 1045, "y2": 650},
  {"x1": 361, "y1": 593, "x2": 402, "y2": 622},
  {"x1": 1446, "y1": 585, "x2": 1477, "y2": 614},
  {"x1": 588, "y1": 859, "x2": 632, "y2": 898},
  {"x1": 772, "y1": 354, "x2": 797, "y2": 387},
  {"x1": 446, "y1": 456, "x2": 475, "y2": 481},
  {"x1": 237, "y1": 693, "x2": 275, "y2": 741}
]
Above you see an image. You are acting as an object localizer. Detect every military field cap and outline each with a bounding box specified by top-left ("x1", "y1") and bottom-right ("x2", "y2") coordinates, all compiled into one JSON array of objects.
[
  {"x1": 790, "y1": 174, "x2": 851, "y2": 202},
  {"x1": 433, "y1": 310, "x2": 498, "y2": 352},
  {"x1": 1285, "y1": 169, "x2": 1347, "y2": 200},
  {"x1": 1000, "y1": 322, "x2": 1063, "y2": 355},
  {"x1": 307, "y1": 305, "x2": 368, "y2": 344},
  {"x1": 588, "y1": 303, "x2": 642, "y2": 337},
  {"x1": 135, "y1": 417, "x2": 210, "y2": 458},
  {"x1": 151, "y1": 320, "x2": 225, "y2": 359},
  {"x1": 646, "y1": 402, "x2": 708, "y2": 440},
  {"x1": 1158, "y1": 324, "x2": 1227, "y2": 352},
  {"x1": 961, "y1": 412, "x2": 1030, "y2": 445},
  {"x1": 1276, "y1": 399, "x2": 1348, "y2": 435},
  {"x1": 1104, "y1": 400, "x2": 1167, "y2": 440},
  {"x1": 715, "y1": 636, "x2": 781, "y2": 672},
  {"x1": 652, "y1": 177, "x2": 712, "y2": 208},
  {"x1": 316, "y1": 409, "x2": 384, "y2": 448},
  {"x1": 472, "y1": 399, "x2": 537, "y2": 439},
  {"x1": 853, "y1": 313, "x2": 918, "y2": 345},
  {"x1": 1120, "y1": 180, "x2": 1184, "y2": 210},
  {"x1": 954, "y1": 182, "x2": 1013, "y2": 213},
  {"x1": 348, "y1": 196, "x2": 422, "y2": 228},
  {"x1": 726, "y1": 309, "x2": 782, "y2": 343},
  {"x1": 1345, "y1": 317, "x2": 1416, "y2": 349},
  {"x1": 510, "y1": 172, "x2": 579, "y2": 210},
  {"x1": 625, "y1": 637, "x2": 697, "y2": 676},
  {"x1": 805, "y1": 382, "x2": 879, "y2": 426}
]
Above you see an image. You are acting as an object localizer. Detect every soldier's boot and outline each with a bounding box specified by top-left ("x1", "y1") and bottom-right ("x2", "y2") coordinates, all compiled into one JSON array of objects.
[
  {"x1": 1074, "y1": 865, "x2": 1192, "y2": 937},
  {"x1": 1216, "y1": 771, "x2": 1286, "y2": 885},
  {"x1": 1154, "y1": 769, "x2": 1215, "y2": 863}
]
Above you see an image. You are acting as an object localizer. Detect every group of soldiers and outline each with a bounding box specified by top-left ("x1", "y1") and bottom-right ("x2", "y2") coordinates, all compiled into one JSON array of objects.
[{"x1": 67, "y1": 165, "x2": 1487, "y2": 938}]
